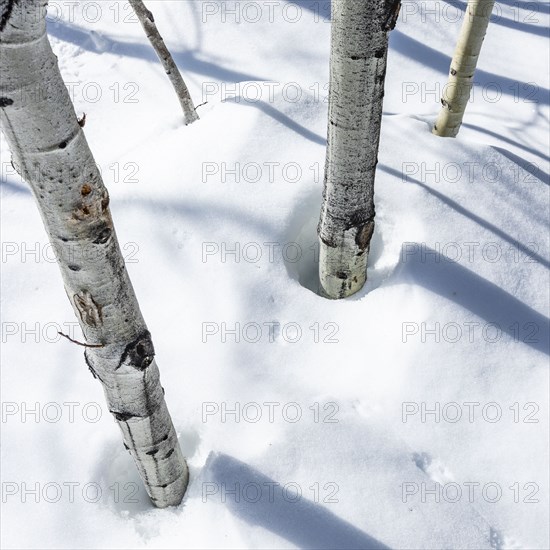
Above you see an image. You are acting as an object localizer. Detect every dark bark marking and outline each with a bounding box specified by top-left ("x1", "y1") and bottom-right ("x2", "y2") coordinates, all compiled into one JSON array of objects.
[
  {"x1": 0, "y1": 97, "x2": 14, "y2": 107},
  {"x1": 319, "y1": 233, "x2": 337, "y2": 248},
  {"x1": 92, "y1": 225, "x2": 112, "y2": 245},
  {"x1": 101, "y1": 191, "x2": 110, "y2": 212},
  {"x1": 111, "y1": 410, "x2": 137, "y2": 422},
  {"x1": 74, "y1": 290, "x2": 102, "y2": 328},
  {"x1": 144, "y1": 7, "x2": 154, "y2": 22},
  {"x1": 164, "y1": 448, "x2": 174, "y2": 459},
  {"x1": 355, "y1": 221, "x2": 375, "y2": 251},
  {"x1": 383, "y1": 0, "x2": 401, "y2": 31},
  {"x1": 116, "y1": 330, "x2": 155, "y2": 371},
  {"x1": 72, "y1": 204, "x2": 90, "y2": 220},
  {"x1": 72, "y1": 188, "x2": 110, "y2": 222},
  {"x1": 0, "y1": 0, "x2": 16, "y2": 32}
]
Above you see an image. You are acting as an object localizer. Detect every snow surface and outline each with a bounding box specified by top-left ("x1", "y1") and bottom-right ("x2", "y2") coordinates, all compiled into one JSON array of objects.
[{"x1": 1, "y1": 1, "x2": 549, "y2": 548}]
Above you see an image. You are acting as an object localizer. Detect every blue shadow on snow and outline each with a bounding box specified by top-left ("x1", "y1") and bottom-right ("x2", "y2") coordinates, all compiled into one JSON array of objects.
[{"x1": 202, "y1": 452, "x2": 391, "y2": 550}]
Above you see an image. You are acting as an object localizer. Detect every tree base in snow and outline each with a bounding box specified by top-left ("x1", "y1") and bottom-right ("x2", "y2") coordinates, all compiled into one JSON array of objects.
[{"x1": 318, "y1": 234, "x2": 369, "y2": 299}]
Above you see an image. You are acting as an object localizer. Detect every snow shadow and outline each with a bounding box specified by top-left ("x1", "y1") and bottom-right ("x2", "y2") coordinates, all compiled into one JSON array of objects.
[
  {"x1": 282, "y1": 190, "x2": 322, "y2": 293},
  {"x1": 0, "y1": 178, "x2": 30, "y2": 195},
  {"x1": 202, "y1": 452, "x2": 391, "y2": 550},
  {"x1": 46, "y1": 19, "x2": 266, "y2": 84},
  {"x1": 222, "y1": 96, "x2": 326, "y2": 146},
  {"x1": 492, "y1": 146, "x2": 550, "y2": 186},
  {"x1": 391, "y1": 30, "x2": 550, "y2": 106},
  {"x1": 288, "y1": 0, "x2": 331, "y2": 21},
  {"x1": 442, "y1": 0, "x2": 550, "y2": 38},
  {"x1": 378, "y1": 165, "x2": 550, "y2": 356},
  {"x1": 398, "y1": 247, "x2": 550, "y2": 356},
  {"x1": 380, "y1": 165, "x2": 550, "y2": 269},
  {"x1": 462, "y1": 122, "x2": 550, "y2": 164}
]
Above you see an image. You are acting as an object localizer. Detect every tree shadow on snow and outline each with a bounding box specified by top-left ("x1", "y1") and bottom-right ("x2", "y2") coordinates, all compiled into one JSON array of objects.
[
  {"x1": 380, "y1": 165, "x2": 550, "y2": 269},
  {"x1": 202, "y1": 452, "x2": 391, "y2": 550},
  {"x1": 223, "y1": 96, "x2": 326, "y2": 145},
  {"x1": 379, "y1": 165, "x2": 550, "y2": 357},
  {"x1": 390, "y1": 30, "x2": 550, "y2": 106},
  {"x1": 441, "y1": 0, "x2": 550, "y2": 38},
  {"x1": 46, "y1": 19, "x2": 266, "y2": 84},
  {"x1": 492, "y1": 146, "x2": 550, "y2": 186},
  {"x1": 461, "y1": 122, "x2": 550, "y2": 164},
  {"x1": 397, "y1": 247, "x2": 550, "y2": 356},
  {"x1": 0, "y1": 178, "x2": 31, "y2": 195},
  {"x1": 288, "y1": 0, "x2": 331, "y2": 21}
]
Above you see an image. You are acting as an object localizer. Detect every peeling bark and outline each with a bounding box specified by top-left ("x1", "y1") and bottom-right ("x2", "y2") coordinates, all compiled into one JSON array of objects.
[
  {"x1": 129, "y1": 0, "x2": 199, "y2": 125},
  {"x1": 318, "y1": 0, "x2": 398, "y2": 299},
  {"x1": 0, "y1": 0, "x2": 188, "y2": 507},
  {"x1": 433, "y1": 0, "x2": 495, "y2": 137}
]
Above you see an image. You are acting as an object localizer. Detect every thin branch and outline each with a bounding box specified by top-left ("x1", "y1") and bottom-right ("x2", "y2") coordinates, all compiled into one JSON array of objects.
[
  {"x1": 129, "y1": 0, "x2": 199, "y2": 125},
  {"x1": 58, "y1": 331, "x2": 105, "y2": 348}
]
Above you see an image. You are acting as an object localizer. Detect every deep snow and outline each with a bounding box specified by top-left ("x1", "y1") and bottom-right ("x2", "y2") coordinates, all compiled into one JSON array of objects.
[{"x1": 1, "y1": 1, "x2": 549, "y2": 549}]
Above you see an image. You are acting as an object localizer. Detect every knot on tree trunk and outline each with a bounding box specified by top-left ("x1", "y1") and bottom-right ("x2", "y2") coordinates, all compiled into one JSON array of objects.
[{"x1": 117, "y1": 330, "x2": 155, "y2": 371}]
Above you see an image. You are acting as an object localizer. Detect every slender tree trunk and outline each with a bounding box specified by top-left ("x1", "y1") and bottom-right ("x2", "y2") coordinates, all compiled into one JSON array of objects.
[
  {"x1": 318, "y1": 0, "x2": 399, "y2": 299},
  {"x1": 129, "y1": 0, "x2": 199, "y2": 125},
  {"x1": 0, "y1": 0, "x2": 188, "y2": 507},
  {"x1": 433, "y1": 0, "x2": 495, "y2": 137}
]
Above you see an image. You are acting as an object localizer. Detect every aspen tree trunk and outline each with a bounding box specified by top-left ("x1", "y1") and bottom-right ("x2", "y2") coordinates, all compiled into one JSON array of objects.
[
  {"x1": 129, "y1": 0, "x2": 199, "y2": 125},
  {"x1": 433, "y1": 0, "x2": 495, "y2": 137},
  {"x1": 318, "y1": 0, "x2": 399, "y2": 299},
  {"x1": 0, "y1": 0, "x2": 188, "y2": 507}
]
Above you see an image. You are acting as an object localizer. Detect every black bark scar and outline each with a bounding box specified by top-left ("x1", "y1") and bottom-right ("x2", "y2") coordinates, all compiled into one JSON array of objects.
[
  {"x1": 111, "y1": 410, "x2": 138, "y2": 422},
  {"x1": 116, "y1": 330, "x2": 155, "y2": 370},
  {"x1": 355, "y1": 220, "x2": 375, "y2": 251},
  {"x1": 383, "y1": 0, "x2": 401, "y2": 31},
  {"x1": 0, "y1": 0, "x2": 16, "y2": 32}
]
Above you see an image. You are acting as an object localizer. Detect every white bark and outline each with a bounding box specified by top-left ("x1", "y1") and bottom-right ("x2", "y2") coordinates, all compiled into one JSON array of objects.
[
  {"x1": 433, "y1": 0, "x2": 495, "y2": 137},
  {"x1": 0, "y1": 0, "x2": 188, "y2": 507},
  {"x1": 129, "y1": 0, "x2": 199, "y2": 125},
  {"x1": 318, "y1": 0, "x2": 398, "y2": 299}
]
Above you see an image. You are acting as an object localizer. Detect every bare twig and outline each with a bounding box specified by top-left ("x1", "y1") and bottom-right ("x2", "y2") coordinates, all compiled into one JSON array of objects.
[
  {"x1": 129, "y1": 0, "x2": 199, "y2": 125},
  {"x1": 58, "y1": 331, "x2": 105, "y2": 348}
]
